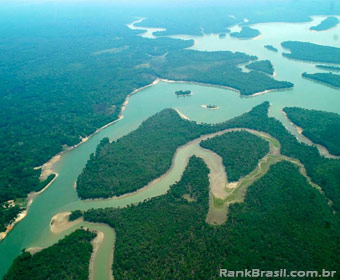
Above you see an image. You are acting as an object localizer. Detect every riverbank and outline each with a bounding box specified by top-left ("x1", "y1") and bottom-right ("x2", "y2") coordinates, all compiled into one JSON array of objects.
[
  {"x1": 281, "y1": 110, "x2": 340, "y2": 159},
  {"x1": 159, "y1": 78, "x2": 293, "y2": 97},
  {"x1": 0, "y1": 173, "x2": 59, "y2": 242},
  {"x1": 89, "y1": 230, "x2": 105, "y2": 280},
  {"x1": 174, "y1": 108, "x2": 191, "y2": 120},
  {"x1": 0, "y1": 80, "x2": 161, "y2": 243}
]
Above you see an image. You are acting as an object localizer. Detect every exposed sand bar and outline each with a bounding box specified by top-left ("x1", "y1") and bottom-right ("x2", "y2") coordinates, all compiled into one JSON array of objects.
[
  {"x1": 50, "y1": 212, "x2": 83, "y2": 234},
  {"x1": 174, "y1": 108, "x2": 190, "y2": 120},
  {"x1": 49, "y1": 212, "x2": 115, "y2": 280}
]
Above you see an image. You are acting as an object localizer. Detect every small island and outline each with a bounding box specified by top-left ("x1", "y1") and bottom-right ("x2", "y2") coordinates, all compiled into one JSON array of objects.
[
  {"x1": 264, "y1": 45, "x2": 278, "y2": 52},
  {"x1": 201, "y1": 104, "x2": 219, "y2": 110},
  {"x1": 219, "y1": 33, "x2": 227, "y2": 39},
  {"x1": 316, "y1": 65, "x2": 340, "y2": 72},
  {"x1": 302, "y1": 72, "x2": 340, "y2": 88},
  {"x1": 175, "y1": 90, "x2": 192, "y2": 96},
  {"x1": 310, "y1": 16, "x2": 339, "y2": 31},
  {"x1": 230, "y1": 26, "x2": 260, "y2": 39}
]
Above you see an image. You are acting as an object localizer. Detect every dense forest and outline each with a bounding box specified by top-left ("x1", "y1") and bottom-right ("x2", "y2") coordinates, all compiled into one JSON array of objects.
[
  {"x1": 158, "y1": 50, "x2": 293, "y2": 96},
  {"x1": 216, "y1": 102, "x2": 340, "y2": 214},
  {"x1": 283, "y1": 107, "x2": 340, "y2": 156},
  {"x1": 77, "y1": 109, "x2": 218, "y2": 199},
  {"x1": 302, "y1": 72, "x2": 340, "y2": 88},
  {"x1": 136, "y1": 0, "x2": 340, "y2": 37},
  {"x1": 0, "y1": 205, "x2": 20, "y2": 232},
  {"x1": 230, "y1": 26, "x2": 260, "y2": 39},
  {"x1": 4, "y1": 229, "x2": 96, "y2": 280},
  {"x1": 69, "y1": 210, "x2": 83, "y2": 222},
  {"x1": 245, "y1": 60, "x2": 274, "y2": 75},
  {"x1": 310, "y1": 16, "x2": 339, "y2": 31},
  {"x1": 316, "y1": 64, "x2": 340, "y2": 72},
  {"x1": 200, "y1": 131, "x2": 269, "y2": 182},
  {"x1": 0, "y1": 5, "x2": 294, "y2": 230},
  {"x1": 282, "y1": 41, "x2": 340, "y2": 63},
  {"x1": 82, "y1": 158, "x2": 340, "y2": 279},
  {"x1": 264, "y1": 45, "x2": 278, "y2": 52}
]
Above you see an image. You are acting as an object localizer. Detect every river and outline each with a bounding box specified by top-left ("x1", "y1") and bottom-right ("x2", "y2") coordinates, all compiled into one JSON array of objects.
[{"x1": 1, "y1": 16, "x2": 340, "y2": 279}]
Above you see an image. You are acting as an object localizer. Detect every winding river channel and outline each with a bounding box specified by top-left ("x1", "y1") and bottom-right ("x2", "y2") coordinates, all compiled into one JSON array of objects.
[{"x1": 1, "y1": 16, "x2": 340, "y2": 279}]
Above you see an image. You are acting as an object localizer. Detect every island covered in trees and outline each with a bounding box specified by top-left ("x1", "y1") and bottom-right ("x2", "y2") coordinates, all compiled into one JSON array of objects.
[
  {"x1": 310, "y1": 16, "x2": 339, "y2": 31},
  {"x1": 175, "y1": 90, "x2": 192, "y2": 96},
  {"x1": 282, "y1": 41, "x2": 340, "y2": 64},
  {"x1": 230, "y1": 26, "x2": 260, "y2": 39},
  {"x1": 283, "y1": 107, "x2": 340, "y2": 156},
  {"x1": 264, "y1": 45, "x2": 278, "y2": 52},
  {"x1": 302, "y1": 72, "x2": 340, "y2": 88},
  {"x1": 245, "y1": 60, "x2": 274, "y2": 75}
]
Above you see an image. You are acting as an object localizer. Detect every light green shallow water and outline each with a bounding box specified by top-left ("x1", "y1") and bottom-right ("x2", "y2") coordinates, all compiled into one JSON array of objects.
[{"x1": 1, "y1": 16, "x2": 340, "y2": 278}]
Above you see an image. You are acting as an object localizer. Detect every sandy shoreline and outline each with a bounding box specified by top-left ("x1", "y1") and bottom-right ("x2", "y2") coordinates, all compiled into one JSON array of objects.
[
  {"x1": 0, "y1": 79, "x2": 160, "y2": 242},
  {"x1": 159, "y1": 78, "x2": 292, "y2": 97},
  {"x1": 50, "y1": 212, "x2": 83, "y2": 234},
  {"x1": 174, "y1": 108, "x2": 190, "y2": 120},
  {"x1": 89, "y1": 230, "x2": 104, "y2": 280},
  {"x1": 0, "y1": 173, "x2": 59, "y2": 242}
]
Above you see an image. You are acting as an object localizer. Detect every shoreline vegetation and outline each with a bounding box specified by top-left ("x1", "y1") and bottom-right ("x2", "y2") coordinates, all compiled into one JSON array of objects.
[
  {"x1": 283, "y1": 107, "x2": 340, "y2": 157},
  {"x1": 281, "y1": 41, "x2": 340, "y2": 64},
  {"x1": 6, "y1": 102, "x2": 340, "y2": 279},
  {"x1": 160, "y1": 78, "x2": 293, "y2": 97},
  {"x1": 78, "y1": 101, "x2": 340, "y2": 278},
  {"x1": 0, "y1": 76, "x2": 292, "y2": 241},
  {"x1": 1, "y1": 31, "x2": 295, "y2": 234},
  {"x1": 316, "y1": 65, "x2": 340, "y2": 72},
  {"x1": 0, "y1": 79, "x2": 159, "y2": 242},
  {"x1": 0, "y1": 173, "x2": 58, "y2": 242},
  {"x1": 282, "y1": 110, "x2": 339, "y2": 160},
  {"x1": 302, "y1": 72, "x2": 340, "y2": 88}
]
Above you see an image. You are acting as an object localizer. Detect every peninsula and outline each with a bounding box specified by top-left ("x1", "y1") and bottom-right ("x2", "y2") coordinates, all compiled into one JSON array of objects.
[
  {"x1": 302, "y1": 72, "x2": 340, "y2": 88},
  {"x1": 230, "y1": 26, "x2": 260, "y2": 39},
  {"x1": 310, "y1": 16, "x2": 339, "y2": 31}
]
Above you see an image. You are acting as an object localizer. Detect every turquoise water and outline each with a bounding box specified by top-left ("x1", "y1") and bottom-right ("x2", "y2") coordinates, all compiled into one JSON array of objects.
[{"x1": 1, "y1": 16, "x2": 340, "y2": 278}]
